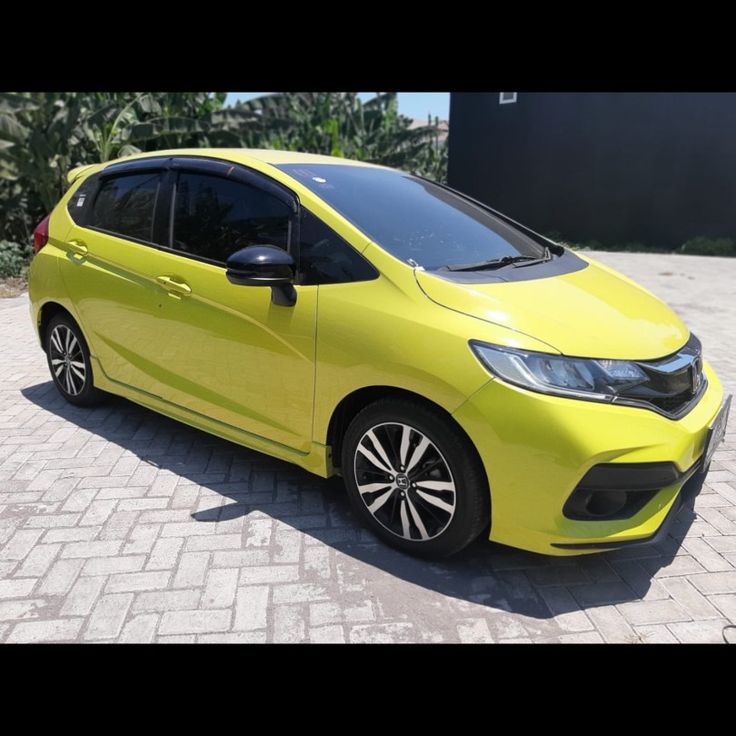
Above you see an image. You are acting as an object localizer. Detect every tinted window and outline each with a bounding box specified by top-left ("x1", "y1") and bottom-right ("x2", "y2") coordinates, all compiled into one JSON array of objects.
[
  {"x1": 172, "y1": 173, "x2": 291, "y2": 263},
  {"x1": 67, "y1": 174, "x2": 99, "y2": 225},
  {"x1": 298, "y1": 209, "x2": 377, "y2": 285},
  {"x1": 89, "y1": 172, "x2": 161, "y2": 242},
  {"x1": 278, "y1": 164, "x2": 547, "y2": 270}
]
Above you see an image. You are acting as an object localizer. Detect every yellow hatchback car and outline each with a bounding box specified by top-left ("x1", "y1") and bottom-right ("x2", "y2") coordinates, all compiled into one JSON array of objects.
[{"x1": 28, "y1": 148, "x2": 731, "y2": 558}]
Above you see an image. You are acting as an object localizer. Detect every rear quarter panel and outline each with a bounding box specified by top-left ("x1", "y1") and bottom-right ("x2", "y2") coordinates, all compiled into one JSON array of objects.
[{"x1": 28, "y1": 180, "x2": 85, "y2": 342}]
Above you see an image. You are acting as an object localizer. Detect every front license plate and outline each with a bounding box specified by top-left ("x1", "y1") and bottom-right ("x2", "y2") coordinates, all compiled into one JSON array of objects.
[{"x1": 704, "y1": 394, "x2": 731, "y2": 468}]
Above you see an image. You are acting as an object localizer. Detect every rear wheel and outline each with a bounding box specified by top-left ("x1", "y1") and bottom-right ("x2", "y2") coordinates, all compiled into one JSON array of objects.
[
  {"x1": 45, "y1": 313, "x2": 106, "y2": 407},
  {"x1": 341, "y1": 398, "x2": 490, "y2": 558}
]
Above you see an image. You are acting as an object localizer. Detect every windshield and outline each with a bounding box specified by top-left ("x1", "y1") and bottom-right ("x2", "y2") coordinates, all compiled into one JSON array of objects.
[{"x1": 278, "y1": 163, "x2": 547, "y2": 270}]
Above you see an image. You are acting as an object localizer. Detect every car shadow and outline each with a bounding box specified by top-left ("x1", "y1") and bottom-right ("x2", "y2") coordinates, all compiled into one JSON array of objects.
[{"x1": 21, "y1": 381, "x2": 696, "y2": 626}]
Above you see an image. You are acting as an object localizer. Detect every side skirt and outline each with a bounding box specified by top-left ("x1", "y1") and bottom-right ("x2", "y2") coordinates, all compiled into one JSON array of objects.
[{"x1": 90, "y1": 356, "x2": 332, "y2": 478}]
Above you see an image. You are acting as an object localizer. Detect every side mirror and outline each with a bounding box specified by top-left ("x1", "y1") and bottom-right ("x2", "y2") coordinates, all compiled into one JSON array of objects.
[{"x1": 226, "y1": 245, "x2": 297, "y2": 306}]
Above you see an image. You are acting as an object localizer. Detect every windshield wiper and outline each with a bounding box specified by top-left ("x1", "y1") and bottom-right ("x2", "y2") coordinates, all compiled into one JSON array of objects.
[
  {"x1": 440, "y1": 247, "x2": 551, "y2": 272},
  {"x1": 512, "y1": 246, "x2": 553, "y2": 269}
]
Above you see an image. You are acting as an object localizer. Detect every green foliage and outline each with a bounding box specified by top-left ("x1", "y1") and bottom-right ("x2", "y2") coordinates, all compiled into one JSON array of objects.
[
  {"x1": 0, "y1": 92, "x2": 230, "y2": 243},
  {"x1": 221, "y1": 93, "x2": 447, "y2": 180},
  {"x1": 680, "y1": 237, "x2": 736, "y2": 257},
  {"x1": 0, "y1": 240, "x2": 32, "y2": 277},
  {"x1": 0, "y1": 91, "x2": 447, "y2": 250}
]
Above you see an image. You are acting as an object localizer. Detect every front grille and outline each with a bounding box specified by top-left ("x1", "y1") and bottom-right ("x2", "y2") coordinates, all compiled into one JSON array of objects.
[
  {"x1": 647, "y1": 390, "x2": 698, "y2": 414},
  {"x1": 612, "y1": 334, "x2": 705, "y2": 419}
]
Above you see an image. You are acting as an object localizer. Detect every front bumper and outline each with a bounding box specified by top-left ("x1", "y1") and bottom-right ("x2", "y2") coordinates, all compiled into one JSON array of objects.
[{"x1": 452, "y1": 360, "x2": 724, "y2": 555}]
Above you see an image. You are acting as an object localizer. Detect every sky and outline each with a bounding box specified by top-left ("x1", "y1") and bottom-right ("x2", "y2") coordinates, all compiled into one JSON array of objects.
[{"x1": 226, "y1": 92, "x2": 450, "y2": 121}]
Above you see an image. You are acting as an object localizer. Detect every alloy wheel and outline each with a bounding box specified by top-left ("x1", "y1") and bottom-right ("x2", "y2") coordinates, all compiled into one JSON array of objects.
[
  {"x1": 353, "y1": 422, "x2": 456, "y2": 542},
  {"x1": 49, "y1": 324, "x2": 86, "y2": 396}
]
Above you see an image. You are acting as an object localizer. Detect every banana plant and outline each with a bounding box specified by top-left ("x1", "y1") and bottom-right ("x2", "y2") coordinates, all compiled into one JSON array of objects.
[
  {"x1": 0, "y1": 92, "x2": 227, "y2": 243},
  {"x1": 0, "y1": 91, "x2": 446, "y2": 248}
]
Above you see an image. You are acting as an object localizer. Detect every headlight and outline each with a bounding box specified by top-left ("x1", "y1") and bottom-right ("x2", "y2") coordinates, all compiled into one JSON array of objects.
[{"x1": 470, "y1": 341, "x2": 648, "y2": 402}]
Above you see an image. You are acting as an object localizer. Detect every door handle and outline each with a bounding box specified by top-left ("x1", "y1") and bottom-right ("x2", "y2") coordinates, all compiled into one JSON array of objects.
[
  {"x1": 156, "y1": 275, "x2": 192, "y2": 296},
  {"x1": 68, "y1": 239, "x2": 88, "y2": 257}
]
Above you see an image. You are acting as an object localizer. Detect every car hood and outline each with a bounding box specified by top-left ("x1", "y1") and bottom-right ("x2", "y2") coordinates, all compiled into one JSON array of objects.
[{"x1": 415, "y1": 255, "x2": 689, "y2": 360}]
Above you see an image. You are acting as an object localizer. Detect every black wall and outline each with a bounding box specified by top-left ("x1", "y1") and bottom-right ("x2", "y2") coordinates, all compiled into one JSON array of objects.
[{"x1": 447, "y1": 92, "x2": 736, "y2": 248}]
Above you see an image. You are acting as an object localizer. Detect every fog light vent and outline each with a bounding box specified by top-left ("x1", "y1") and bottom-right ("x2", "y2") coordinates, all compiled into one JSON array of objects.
[
  {"x1": 563, "y1": 487, "x2": 657, "y2": 521},
  {"x1": 585, "y1": 490, "x2": 628, "y2": 517},
  {"x1": 561, "y1": 461, "x2": 684, "y2": 521}
]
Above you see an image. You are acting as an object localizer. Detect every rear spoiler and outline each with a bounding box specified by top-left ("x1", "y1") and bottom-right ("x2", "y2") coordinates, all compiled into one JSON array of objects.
[{"x1": 66, "y1": 164, "x2": 99, "y2": 185}]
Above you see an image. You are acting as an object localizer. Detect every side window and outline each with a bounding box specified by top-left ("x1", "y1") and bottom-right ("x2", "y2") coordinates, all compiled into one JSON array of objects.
[
  {"x1": 172, "y1": 173, "x2": 292, "y2": 263},
  {"x1": 89, "y1": 172, "x2": 162, "y2": 243},
  {"x1": 298, "y1": 209, "x2": 378, "y2": 285},
  {"x1": 66, "y1": 174, "x2": 99, "y2": 225}
]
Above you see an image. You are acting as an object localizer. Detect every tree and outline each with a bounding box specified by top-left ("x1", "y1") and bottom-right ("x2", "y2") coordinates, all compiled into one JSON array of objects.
[
  {"x1": 0, "y1": 91, "x2": 447, "y2": 247},
  {"x1": 0, "y1": 92, "x2": 227, "y2": 242},
  {"x1": 222, "y1": 92, "x2": 447, "y2": 180}
]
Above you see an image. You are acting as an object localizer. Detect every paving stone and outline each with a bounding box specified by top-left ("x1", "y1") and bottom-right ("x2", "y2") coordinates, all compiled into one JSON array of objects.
[
  {"x1": 146, "y1": 537, "x2": 184, "y2": 571},
  {"x1": 84, "y1": 593, "x2": 134, "y2": 640},
  {"x1": 0, "y1": 529, "x2": 44, "y2": 560},
  {"x1": 106, "y1": 570, "x2": 171, "y2": 593},
  {"x1": 132, "y1": 589, "x2": 202, "y2": 613},
  {"x1": 309, "y1": 624, "x2": 346, "y2": 643},
  {"x1": 456, "y1": 618, "x2": 494, "y2": 643},
  {"x1": 660, "y1": 577, "x2": 722, "y2": 619},
  {"x1": 202, "y1": 568, "x2": 239, "y2": 610},
  {"x1": 689, "y1": 571, "x2": 736, "y2": 595},
  {"x1": 0, "y1": 598, "x2": 48, "y2": 622},
  {"x1": 667, "y1": 619, "x2": 732, "y2": 643},
  {"x1": 37, "y1": 559, "x2": 84, "y2": 595},
  {"x1": 0, "y1": 578, "x2": 37, "y2": 599},
  {"x1": 15, "y1": 544, "x2": 60, "y2": 577},
  {"x1": 82, "y1": 555, "x2": 145, "y2": 577},
  {"x1": 60, "y1": 540, "x2": 122, "y2": 559},
  {"x1": 173, "y1": 552, "x2": 209, "y2": 588},
  {"x1": 159, "y1": 609, "x2": 231, "y2": 635},
  {"x1": 233, "y1": 585, "x2": 269, "y2": 631},
  {"x1": 633, "y1": 624, "x2": 679, "y2": 644},
  {"x1": 197, "y1": 631, "x2": 267, "y2": 643},
  {"x1": 7, "y1": 618, "x2": 83, "y2": 643},
  {"x1": 537, "y1": 586, "x2": 594, "y2": 632},
  {"x1": 60, "y1": 576, "x2": 106, "y2": 616},
  {"x1": 617, "y1": 599, "x2": 691, "y2": 626},
  {"x1": 586, "y1": 606, "x2": 637, "y2": 643},
  {"x1": 1, "y1": 252, "x2": 734, "y2": 642},
  {"x1": 570, "y1": 582, "x2": 635, "y2": 607}
]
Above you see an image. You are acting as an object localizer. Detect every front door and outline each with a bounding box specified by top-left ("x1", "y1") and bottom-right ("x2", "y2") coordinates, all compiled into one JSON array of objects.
[{"x1": 148, "y1": 168, "x2": 317, "y2": 453}]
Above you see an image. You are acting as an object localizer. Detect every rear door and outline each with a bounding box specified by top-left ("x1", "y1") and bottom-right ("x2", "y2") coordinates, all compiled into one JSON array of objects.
[{"x1": 59, "y1": 162, "x2": 175, "y2": 393}]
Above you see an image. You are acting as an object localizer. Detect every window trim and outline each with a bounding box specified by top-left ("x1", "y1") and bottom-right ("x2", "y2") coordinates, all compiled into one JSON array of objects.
[
  {"x1": 295, "y1": 206, "x2": 379, "y2": 286},
  {"x1": 169, "y1": 156, "x2": 297, "y2": 210},
  {"x1": 67, "y1": 173, "x2": 101, "y2": 227},
  {"x1": 75, "y1": 155, "x2": 378, "y2": 285},
  {"x1": 87, "y1": 168, "x2": 166, "y2": 246},
  {"x1": 167, "y1": 166, "x2": 298, "y2": 268},
  {"x1": 75, "y1": 155, "x2": 304, "y2": 272}
]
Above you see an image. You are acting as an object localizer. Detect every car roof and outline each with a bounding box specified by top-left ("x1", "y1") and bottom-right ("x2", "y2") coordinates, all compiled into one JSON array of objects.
[
  {"x1": 67, "y1": 148, "x2": 385, "y2": 185},
  {"x1": 116, "y1": 148, "x2": 381, "y2": 168}
]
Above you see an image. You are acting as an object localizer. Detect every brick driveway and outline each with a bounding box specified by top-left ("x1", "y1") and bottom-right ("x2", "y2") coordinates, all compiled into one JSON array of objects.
[{"x1": 1, "y1": 251, "x2": 735, "y2": 643}]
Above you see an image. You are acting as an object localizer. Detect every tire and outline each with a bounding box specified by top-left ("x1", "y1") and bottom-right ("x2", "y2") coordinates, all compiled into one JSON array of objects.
[
  {"x1": 341, "y1": 398, "x2": 490, "y2": 558},
  {"x1": 45, "y1": 313, "x2": 106, "y2": 407}
]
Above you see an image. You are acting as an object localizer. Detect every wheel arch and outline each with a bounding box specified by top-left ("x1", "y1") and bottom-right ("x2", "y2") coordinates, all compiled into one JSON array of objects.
[
  {"x1": 325, "y1": 385, "x2": 486, "y2": 478},
  {"x1": 38, "y1": 301, "x2": 77, "y2": 352},
  {"x1": 37, "y1": 301, "x2": 96, "y2": 357}
]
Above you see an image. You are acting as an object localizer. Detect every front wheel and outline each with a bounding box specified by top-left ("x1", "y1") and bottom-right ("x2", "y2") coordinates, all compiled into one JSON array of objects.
[{"x1": 341, "y1": 398, "x2": 490, "y2": 558}]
